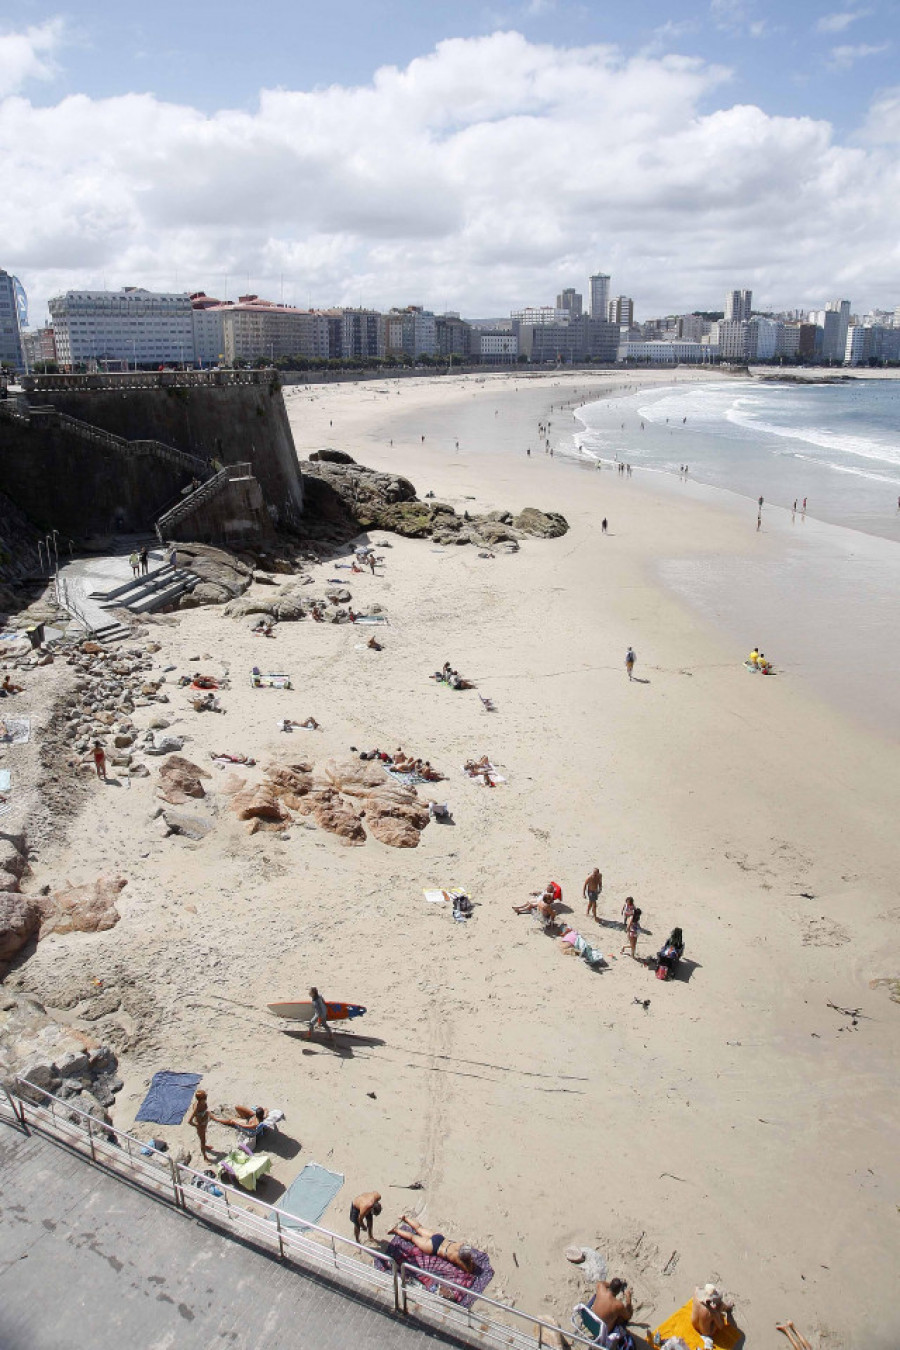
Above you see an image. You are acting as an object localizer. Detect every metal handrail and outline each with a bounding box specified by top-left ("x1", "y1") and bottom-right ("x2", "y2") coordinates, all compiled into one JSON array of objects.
[{"x1": 1, "y1": 1078, "x2": 600, "y2": 1350}]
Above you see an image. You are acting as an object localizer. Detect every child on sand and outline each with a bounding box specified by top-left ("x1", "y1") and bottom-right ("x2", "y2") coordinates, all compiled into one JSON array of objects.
[{"x1": 92, "y1": 740, "x2": 107, "y2": 780}]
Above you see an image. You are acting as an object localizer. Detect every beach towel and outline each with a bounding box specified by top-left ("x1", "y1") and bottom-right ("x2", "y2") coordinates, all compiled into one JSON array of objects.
[
  {"x1": 389, "y1": 768, "x2": 429, "y2": 787},
  {"x1": 654, "y1": 1300, "x2": 741, "y2": 1350},
  {"x1": 273, "y1": 1162, "x2": 344, "y2": 1230},
  {"x1": 352, "y1": 615, "x2": 388, "y2": 625},
  {"x1": 250, "y1": 673, "x2": 292, "y2": 689},
  {"x1": 424, "y1": 887, "x2": 467, "y2": 905},
  {"x1": 376, "y1": 1226, "x2": 494, "y2": 1308},
  {"x1": 134, "y1": 1071, "x2": 202, "y2": 1125},
  {"x1": 0, "y1": 717, "x2": 30, "y2": 745},
  {"x1": 0, "y1": 771, "x2": 10, "y2": 792},
  {"x1": 221, "y1": 1148, "x2": 273, "y2": 1192}
]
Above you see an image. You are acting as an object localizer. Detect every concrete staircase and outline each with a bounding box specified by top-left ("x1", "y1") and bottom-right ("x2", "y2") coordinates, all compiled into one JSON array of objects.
[
  {"x1": 89, "y1": 560, "x2": 199, "y2": 614},
  {"x1": 155, "y1": 462, "x2": 251, "y2": 542}
]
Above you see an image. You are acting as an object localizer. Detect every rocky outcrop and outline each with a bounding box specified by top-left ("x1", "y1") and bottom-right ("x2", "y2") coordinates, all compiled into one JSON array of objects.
[
  {"x1": 259, "y1": 755, "x2": 431, "y2": 848},
  {"x1": 300, "y1": 453, "x2": 568, "y2": 547},
  {"x1": 0, "y1": 892, "x2": 41, "y2": 964},
  {"x1": 157, "y1": 755, "x2": 209, "y2": 804},
  {"x1": 38, "y1": 875, "x2": 126, "y2": 937},
  {"x1": 173, "y1": 543, "x2": 254, "y2": 610},
  {"x1": 232, "y1": 783, "x2": 289, "y2": 822},
  {"x1": 0, "y1": 991, "x2": 122, "y2": 1122}
]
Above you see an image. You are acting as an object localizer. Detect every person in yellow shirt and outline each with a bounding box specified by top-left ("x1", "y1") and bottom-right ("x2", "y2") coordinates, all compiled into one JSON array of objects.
[{"x1": 748, "y1": 647, "x2": 760, "y2": 668}]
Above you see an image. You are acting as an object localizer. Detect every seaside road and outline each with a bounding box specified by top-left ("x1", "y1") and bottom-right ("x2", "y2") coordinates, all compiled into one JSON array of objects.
[{"x1": 0, "y1": 1125, "x2": 468, "y2": 1350}]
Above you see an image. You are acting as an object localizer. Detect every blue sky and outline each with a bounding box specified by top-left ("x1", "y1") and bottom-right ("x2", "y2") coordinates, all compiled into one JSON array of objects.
[
  {"x1": 2, "y1": 2, "x2": 899, "y2": 320},
  {"x1": 15, "y1": 0, "x2": 897, "y2": 127}
]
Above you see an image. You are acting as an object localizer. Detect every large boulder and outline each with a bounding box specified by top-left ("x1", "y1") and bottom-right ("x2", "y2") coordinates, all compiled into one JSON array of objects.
[
  {"x1": 512, "y1": 508, "x2": 569, "y2": 538},
  {"x1": 310, "y1": 795, "x2": 367, "y2": 845},
  {"x1": 224, "y1": 596, "x2": 276, "y2": 619},
  {"x1": 37, "y1": 876, "x2": 126, "y2": 937},
  {"x1": 232, "y1": 784, "x2": 289, "y2": 822},
  {"x1": 0, "y1": 839, "x2": 28, "y2": 886},
  {"x1": 309, "y1": 448, "x2": 356, "y2": 464},
  {"x1": 0, "y1": 892, "x2": 41, "y2": 963},
  {"x1": 145, "y1": 733, "x2": 185, "y2": 756},
  {"x1": 174, "y1": 543, "x2": 253, "y2": 597},
  {"x1": 272, "y1": 594, "x2": 306, "y2": 622},
  {"x1": 157, "y1": 755, "x2": 210, "y2": 804},
  {"x1": 162, "y1": 809, "x2": 213, "y2": 840},
  {"x1": 178, "y1": 582, "x2": 232, "y2": 609}
]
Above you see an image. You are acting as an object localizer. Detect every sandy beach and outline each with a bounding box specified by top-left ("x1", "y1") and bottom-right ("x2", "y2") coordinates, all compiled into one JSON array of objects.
[{"x1": 5, "y1": 368, "x2": 899, "y2": 1350}]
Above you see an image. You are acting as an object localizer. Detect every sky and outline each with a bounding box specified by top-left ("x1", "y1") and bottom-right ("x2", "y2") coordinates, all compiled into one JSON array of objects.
[{"x1": 2, "y1": 0, "x2": 899, "y2": 324}]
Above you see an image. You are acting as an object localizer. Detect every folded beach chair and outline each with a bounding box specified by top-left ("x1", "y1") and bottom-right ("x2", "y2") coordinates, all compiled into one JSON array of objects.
[
  {"x1": 479, "y1": 695, "x2": 497, "y2": 712},
  {"x1": 571, "y1": 1301, "x2": 612, "y2": 1347}
]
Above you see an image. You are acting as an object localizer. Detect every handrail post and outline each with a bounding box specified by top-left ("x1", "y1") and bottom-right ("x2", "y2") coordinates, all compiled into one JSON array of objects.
[
  {"x1": 86, "y1": 1114, "x2": 96, "y2": 1162},
  {"x1": 391, "y1": 1257, "x2": 401, "y2": 1314},
  {"x1": 169, "y1": 1155, "x2": 183, "y2": 1208},
  {"x1": 275, "y1": 1209, "x2": 285, "y2": 1259}
]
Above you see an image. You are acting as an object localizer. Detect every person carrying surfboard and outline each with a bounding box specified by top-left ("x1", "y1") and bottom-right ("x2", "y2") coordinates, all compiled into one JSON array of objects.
[{"x1": 307, "y1": 986, "x2": 335, "y2": 1042}]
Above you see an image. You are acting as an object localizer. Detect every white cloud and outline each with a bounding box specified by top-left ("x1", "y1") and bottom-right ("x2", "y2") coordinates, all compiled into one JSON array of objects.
[
  {"x1": 816, "y1": 10, "x2": 871, "y2": 33},
  {"x1": 1, "y1": 28, "x2": 898, "y2": 320},
  {"x1": 709, "y1": 0, "x2": 766, "y2": 35},
  {"x1": 859, "y1": 84, "x2": 900, "y2": 141},
  {"x1": 827, "y1": 41, "x2": 889, "y2": 69},
  {"x1": 0, "y1": 19, "x2": 63, "y2": 97}
]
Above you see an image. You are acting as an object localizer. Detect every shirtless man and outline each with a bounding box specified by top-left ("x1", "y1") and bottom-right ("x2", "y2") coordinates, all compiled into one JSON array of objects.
[
  {"x1": 592, "y1": 1278, "x2": 633, "y2": 1335},
  {"x1": 391, "y1": 1215, "x2": 477, "y2": 1274},
  {"x1": 350, "y1": 1190, "x2": 382, "y2": 1244},
  {"x1": 583, "y1": 867, "x2": 602, "y2": 921},
  {"x1": 692, "y1": 1285, "x2": 734, "y2": 1346}
]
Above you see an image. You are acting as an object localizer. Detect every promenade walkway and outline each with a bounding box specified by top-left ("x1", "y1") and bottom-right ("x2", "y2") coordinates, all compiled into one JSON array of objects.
[{"x1": 0, "y1": 1125, "x2": 466, "y2": 1350}]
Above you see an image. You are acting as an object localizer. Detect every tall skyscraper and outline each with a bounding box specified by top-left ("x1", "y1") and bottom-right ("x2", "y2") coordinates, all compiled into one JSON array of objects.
[
  {"x1": 589, "y1": 273, "x2": 610, "y2": 322},
  {"x1": 556, "y1": 288, "x2": 583, "y2": 318},
  {"x1": 824, "y1": 299, "x2": 851, "y2": 363},
  {"x1": 724, "y1": 289, "x2": 753, "y2": 322},
  {"x1": 0, "y1": 269, "x2": 25, "y2": 369}
]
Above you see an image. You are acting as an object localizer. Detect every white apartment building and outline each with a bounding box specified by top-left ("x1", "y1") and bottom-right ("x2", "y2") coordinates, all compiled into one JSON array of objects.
[
  {"x1": 711, "y1": 320, "x2": 749, "y2": 360},
  {"x1": 383, "y1": 308, "x2": 437, "y2": 359},
  {"x1": 750, "y1": 317, "x2": 780, "y2": 360},
  {"x1": 589, "y1": 273, "x2": 610, "y2": 321},
  {"x1": 618, "y1": 339, "x2": 716, "y2": 364},
  {"x1": 724, "y1": 289, "x2": 752, "y2": 323},
  {"x1": 48, "y1": 288, "x2": 194, "y2": 368},
  {"x1": 222, "y1": 299, "x2": 330, "y2": 364},
  {"x1": 510, "y1": 306, "x2": 570, "y2": 326},
  {"x1": 479, "y1": 331, "x2": 518, "y2": 360},
  {"x1": 607, "y1": 296, "x2": 634, "y2": 327},
  {"x1": 190, "y1": 294, "x2": 228, "y2": 365}
]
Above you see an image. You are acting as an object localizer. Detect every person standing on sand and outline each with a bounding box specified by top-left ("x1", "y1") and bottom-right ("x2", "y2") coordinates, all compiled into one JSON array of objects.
[
  {"x1": 601, "y1": 518, "x2": 608, "y2": 533},
  {"x1": 307, "y1": 986, "x2": 334, "y2": 1042},
  {"x1": 350, "y1": 1190, "x2": 382, "y2": 1244},
  {"x1": 625, "y1": 647, "x2": 636, "y2": 680},
  {"x1": 584, "y1": 867, "x2": 603, "y2": 922},
  {"x1": 187, "y1": 1089, "x2": 214, "y2": 1161},
  {"x1": 92, "y1": 740, "x2": 107, "y2": 780},
  {"x1": 129, "y1": 551, "x2": 139, "y2": 578},
  {"x1": 621, "y1": 905, "x2": 642, "y2": 959}
]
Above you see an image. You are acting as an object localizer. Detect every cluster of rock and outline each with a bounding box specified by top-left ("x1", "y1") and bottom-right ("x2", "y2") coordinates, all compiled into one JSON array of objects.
[
  {"x1": 0, "y1": 989, "x2": 122, "y2": 1126},
  {"x1": 60, "y1": 639, "x2": 179, "y2": 776},
  {"x1": 1, "y1": 860, "x2": 126, "y2": 967},
  {"x1": 301, "y1": 450, "x2": 568, "y2": 550},
  {"x1": 172, "y1": 542, "x2": 255, "y2": 610},
  {"x1": 224, "y1": 755, "x2": 431, "y2": 847},
  {"x1": 223, "y1": 582, "x2": 381, "y2": 626}
]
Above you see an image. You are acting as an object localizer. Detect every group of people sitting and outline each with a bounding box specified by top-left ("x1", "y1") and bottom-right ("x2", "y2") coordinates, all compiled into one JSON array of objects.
[
  {"x1": 579, "y1": 1276, "x2": 735, "y2": 1350},
  {"x1": 463, "y1": 754, "x2": 495, "y2": 785},
  {"x1": 746, "y1": 647, "x2": 774, "y2": 674},
  {"x1": 356, "y1": 746, "x2": 444, "y2": 780},
  {"x1": 432, "y1": 662, "x2": 474, "y2": 690}
]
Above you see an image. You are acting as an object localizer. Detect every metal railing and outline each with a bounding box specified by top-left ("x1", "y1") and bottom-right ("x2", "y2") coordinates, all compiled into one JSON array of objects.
[
  {"x1": 156, "y1": 462, "x2": 253, "y2": 538},
  {"x1": 21, "y1": 370, "x2": 278, "y2": 393},
  {"x1": 0, "y1": 1079, "x2": 597, "y2": 1350},
  {"x1": 0, "y1": 399, "x2": 208, "y2": 476}
]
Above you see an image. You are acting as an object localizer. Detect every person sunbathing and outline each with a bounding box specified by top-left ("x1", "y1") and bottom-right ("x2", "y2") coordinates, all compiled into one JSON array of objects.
[
  {"x1": 513, "y1": 897, "x2": 558, "y2": 925},
  {"x1": 367, "y1": 636, "x2": 383, "y2": 650},
  {"x1": 420, "y1": 761, "x2": 442, "y2": 781},
  {"x1": 464, "y1": 756, "x2": 491, "y2": 775},
  {"x1": 692, "y1": 1285, "x2": 734, "y2": 1343},
  {"x1": 390, "y1": 1215, "x2": 477, "y2": 1274},
  {"x1": 593, "y1": 1279, "x2": 633, "y2": 1335},
  {"x1": 1, "y1": 675, "x2": 24, "y2": 695},
  {"x1": 212, "y1": 1104, "x2": 268, "y2": 1131},
  {"x1": 311, "y1": 605, "x2": 324, "y2": 621}
]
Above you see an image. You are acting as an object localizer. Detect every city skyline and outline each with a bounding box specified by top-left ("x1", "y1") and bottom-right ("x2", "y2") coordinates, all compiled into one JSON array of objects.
[{"x1": 1, "y1": 7, "x2": 898, "y2": 322}]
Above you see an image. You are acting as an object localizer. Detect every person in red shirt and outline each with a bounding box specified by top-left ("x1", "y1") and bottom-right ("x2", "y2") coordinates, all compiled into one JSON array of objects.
[{"x1": 91, "y1": 740, "x2": 107, "y2": 780}]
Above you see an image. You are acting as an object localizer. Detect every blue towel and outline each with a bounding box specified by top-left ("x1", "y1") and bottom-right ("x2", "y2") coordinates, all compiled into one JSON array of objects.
[
  {"x1": 135, "y1": 1071, "x2": 202, "y2": 1125},
  {"x1": 274, "y1": 1162, "x2": 344, "y2": 1230}
]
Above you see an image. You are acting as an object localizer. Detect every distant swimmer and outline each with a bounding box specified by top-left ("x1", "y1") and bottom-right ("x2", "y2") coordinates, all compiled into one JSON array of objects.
[
  {"x1": 625, "y1": 647, "x2": 636, "y2": 680},
  {"x1": 802, "y1": 497, "x2": 807, "y2": 510},
  {"x1": 758, "y1": 496, "x2": 764, "y2": 510},
  {"x1": 527, "y1": 446, "x2": 531, "y2": 456},
  {"x1": 683, "y1": 416, "x2": 687, "y2": 423}
]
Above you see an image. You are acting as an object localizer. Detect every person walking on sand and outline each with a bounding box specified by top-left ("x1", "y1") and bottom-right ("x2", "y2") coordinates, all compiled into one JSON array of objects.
[
  {"x1": 584, "y1": 867, "x2": 603, "y2": 922},
  {"x1": 92, "y1": 740, "x2": 107, "y2": 780},
  {"x1": 625, "y1": 647, "x2": 636, "y2": 680},
  {"x1": 188, "y1": 1088, "x2": 214, "y2": 1162},
  {"x1": 307, "y1": 986, "x2": 334, "y2": 1042},
  {"x1": 350, "y1": 1190, "x2": 382, "y2": 1244},
  {"x1": 601, "y1": 518, "x2": 608, "y2": 534},
  {"x1": 139, "y1": 545, "x2": 149, "y2": 576},
  {"x1": 621, "y1": 905, "x2": 642, "y2": 959}
]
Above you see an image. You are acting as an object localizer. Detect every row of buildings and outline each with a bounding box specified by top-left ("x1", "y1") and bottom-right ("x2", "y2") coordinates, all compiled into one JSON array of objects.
[{"x1": 2, "y1": 266, "x2": 899, "y2": 372}]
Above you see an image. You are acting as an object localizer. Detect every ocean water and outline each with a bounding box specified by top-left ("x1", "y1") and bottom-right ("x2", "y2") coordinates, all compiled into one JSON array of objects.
[
  {"x1": 571, "y1": 379, "x2": 900, "y2": 543},
  {"x1": 568, "y1": 378, "x2": 900, "y2": 737}
]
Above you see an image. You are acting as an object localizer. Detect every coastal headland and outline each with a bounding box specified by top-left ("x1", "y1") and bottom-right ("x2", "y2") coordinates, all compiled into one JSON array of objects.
[{"x1": 2, "y1": 369, "x2": 898, "y2": 1350}]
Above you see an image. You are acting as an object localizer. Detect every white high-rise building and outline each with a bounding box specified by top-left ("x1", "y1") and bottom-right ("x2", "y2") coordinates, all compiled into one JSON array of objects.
[
  {"x1": 724, "y1": 289, "x2": 753, "y2": 323},
  {"x1": 825, "y1": 299, "x2": 851, "y2": 362},
  {"x1": 589, "y1": 273, "x2": 610, "y2": 321},
  {"x1": 49, "y1": 287, "x2": 194, "y2": 368}
]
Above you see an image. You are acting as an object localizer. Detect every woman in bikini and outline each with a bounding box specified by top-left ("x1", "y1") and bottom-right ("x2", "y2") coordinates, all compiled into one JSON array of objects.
[
  {"x1": 187, "y1": 1089, "x2": 214, "y2": 1161},
  {"x1": 390, "y1": 1215, "x2": 477, "y2": 1273}
]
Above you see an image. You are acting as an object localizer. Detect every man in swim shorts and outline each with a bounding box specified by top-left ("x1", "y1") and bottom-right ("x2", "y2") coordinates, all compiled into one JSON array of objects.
[
  {"x1": 593, "y1": 1277, "x2": 633, "y2": 1337},
  {"x1": 350, "y1": 1190, "x2": 382, "y2": 1244},
  {"x1": 584, "y1": 867, "x2": 603, "y2": 921},
  {"x1": 390, "y1": 1215, "x2": 477, "y2": 1273}
]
